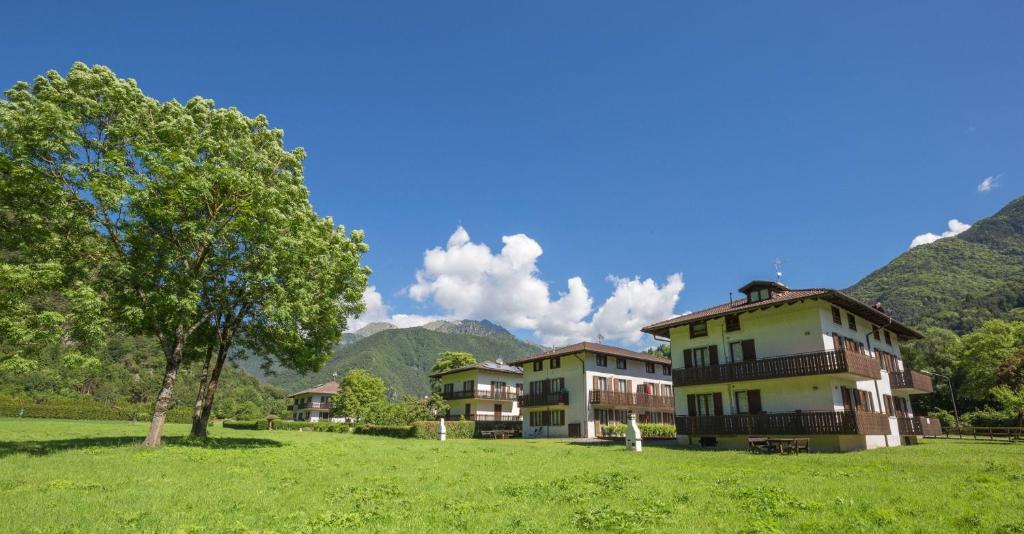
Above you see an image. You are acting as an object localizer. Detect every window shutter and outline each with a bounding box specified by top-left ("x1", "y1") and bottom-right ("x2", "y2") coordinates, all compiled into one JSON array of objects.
[
  {"x1": 713, "y1": 393, "x2": 723, "y2": 415},
  {"x1": 708, "y1": 345, "x2": 719, "y2": 365},
  {"x1": 687, "y1": 394, "x2": 697, "y2": 416},
  {"x1": 626, "y1": 380, "x2": 633, "y2": 397},
  {"x1": 840, "y1": 386, "x2": 852, "y2": 411},
  {"x1": 748, "y1": 390, "x2": 762, "y2": 414},
  {"x1": 741, "y1": 340, "x2": 756, "y2": 361},
  {"x1": 683, "y1": 349, "x2": 693, "y2": 369},
  {"x1": 832, "y1": 333, "x2": 842, "y2": 351}
]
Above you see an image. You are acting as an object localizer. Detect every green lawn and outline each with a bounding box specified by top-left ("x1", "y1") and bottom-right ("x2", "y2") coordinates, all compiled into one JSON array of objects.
[{"x1": 0, "y1": 419, "x2": 1021, "y2": 533}]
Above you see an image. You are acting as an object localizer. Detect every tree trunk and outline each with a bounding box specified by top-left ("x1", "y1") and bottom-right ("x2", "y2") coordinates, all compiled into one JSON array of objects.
[
  {"x1": 143, "y1": 334, "x2": 184, "y2": 447},
  {"x1": 196, "y1": 341, "x2": 231, "y2": 434},
  {"x1": 189, "y1": 342, "x2": 216, "y2": 437}
]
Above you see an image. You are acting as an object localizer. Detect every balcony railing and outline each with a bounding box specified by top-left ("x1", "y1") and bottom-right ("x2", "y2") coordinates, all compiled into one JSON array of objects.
[
  {"x1": 517, "y1": 392, "x2": 569, "y2": 407},
  {"x1": 589, "y1": 390, "x2": 674, "y2": 409},
  {"x1": 897, "y1": 416, "x2": 921, "y2": 435},
  {"x1": 672, "y1": 349, "x2": 881, "y2": 387},
  {"x1": 293, "y1": 402, "x2": 331, "y2": 410},
  {"x1": 889, "y1": 370, "x2": 934, "y2": 393},
  {"x1": 441, "y1": 389, "x2": 520, "y2": 401},
  {"x1": 442, "y1": 414, "x2": 522, "y2": 422},
  {"x1": 675, "y1": 410, "x2": 892, "y2": 436}
]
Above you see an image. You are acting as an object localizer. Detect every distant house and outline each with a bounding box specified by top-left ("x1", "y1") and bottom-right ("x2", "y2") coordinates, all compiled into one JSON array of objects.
[
  {"x1": 642, "y1": 280, "x2": 938, "y2": 452},
  {"x1": 288, "y1": 382, "x2": 340, "y2": 422},
  {"x1": 511, "y1": 342, "x2": 674, "y2": 439},
  {"x1": 430, "y1": 361, "x2": 523, "y2": 422}
]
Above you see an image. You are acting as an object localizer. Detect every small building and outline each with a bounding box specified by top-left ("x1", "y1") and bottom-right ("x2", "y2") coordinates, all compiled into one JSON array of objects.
[
  {"x1": 511, "y1": 342, "x2": 674, "y2": 439},
  {"x1": 287, "y1": 382, "x2": 339, "y2": 422},
  {"x1": 642, "y1": 280, "x2": 934, "y2": 452},
  {"x1": 430, "y1": 361, "x2": 523, "y2": 421}
]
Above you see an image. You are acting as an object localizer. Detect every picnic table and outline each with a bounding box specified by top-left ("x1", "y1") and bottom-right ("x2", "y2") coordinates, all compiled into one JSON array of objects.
[
  {"x1": 748, "y1": 437, "x2": 809, "y2": 454},
  {"x1": 480, "y1": 429, "x2": 516, "y2": 439}
]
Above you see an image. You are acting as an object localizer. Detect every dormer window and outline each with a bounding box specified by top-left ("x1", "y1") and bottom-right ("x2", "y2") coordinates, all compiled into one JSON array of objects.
[{"x1": 747, "y1": 288, "x2": 771, "y2": 303}]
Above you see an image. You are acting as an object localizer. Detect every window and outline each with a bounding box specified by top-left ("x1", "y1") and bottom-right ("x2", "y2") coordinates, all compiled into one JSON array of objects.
[
  {"x1": 462, "y1": 380, "x2": 474, "y2": 392},
  {"x1": 734, "y1": 389, "x2": 761, "y2": 414},
  {"x1": 533, "y1": 360, "x2": 543, "y2": 372},
  {"x1": 529, "y1": 410, "x2": 564, "y2": 426},
  {"x1": 596, "y1": 354, "x2": 607, "y2": 367},
  {"x1": 645, "y1": 362, "x2": 655, "y2": 373},
  {"x1": 692, "y1": 347, "x2": 710, "y2": 367},
  {"x1": 747, "y1": 288, "x2": 771, "y2": 303},
  {"x1": 725, "y1": 314, "x2": 741, "y2": 332},
  {"x1": 595, "y1": 376, "x2": 608, "y2": 391},
  {"x1": 884, "y1": 331, "x2": 892, "y2": 345},
  {"x1": 614, "y1": 379, "x2": 627, "y2": 393},
  {"x1": 616, "y1": 358, "x2": 627, "y2": 370},
  {"x1": 551, "y1": 410, "x2": 565, "y2": 426},
  {"x1": 690, "y1": 321, "x2": 708, "y2": 338},
  {"x1": 847, "y1": 313, "x2": 857, "y2": 331},
  {"x1": 549, "y1": 356, "x2": 561, "y2": 369},
  {"x1": 443, "y1": 383, "x2": 454, "y2": 394},
  {"x1": 662, "y1": 364, "x2": 671, "y2": 376},
  {"x1": 551, "y1": 377, "x2": 565, "y2": 392},
  {"x1": 694, "y1": 394, "x2": 715, "y2": 416},
  {"x1": 831, "y1": 306, "x2": 842, "y2": 325},
  {"x1": 873, "y1": 327, "x2": 881, "y2": 341},
  {"x1": 728, "y1": 340, "x2": 756, "y2": 363},
  {"x1": 662, "y1": 384, "x2": 672, "y2": 397}
]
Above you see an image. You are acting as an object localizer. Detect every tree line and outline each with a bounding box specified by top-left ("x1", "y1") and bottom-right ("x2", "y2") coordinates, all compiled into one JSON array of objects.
[{"x1": 0, "y1": 64, "x2": 369, "y2": 445}]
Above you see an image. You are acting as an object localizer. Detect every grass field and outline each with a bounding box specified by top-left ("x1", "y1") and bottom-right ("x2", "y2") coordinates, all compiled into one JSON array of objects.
[{"x1": 0, "y1": 418, "x2": 1022, "y2": 533}]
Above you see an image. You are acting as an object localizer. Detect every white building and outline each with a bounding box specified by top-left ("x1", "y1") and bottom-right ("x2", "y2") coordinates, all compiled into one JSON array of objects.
[
  {"x1": 511, "y1": 342, "x2": 674, "y2": 439},
  {"x1": 431, "y1": 361, "x2": 524, "y2": 421},
  {"x1": 287, "y1": 382, "x2": 339, "y2": 422},
  {"x1": 642, "y1": 280, "x2": 938, "y2": 452}
]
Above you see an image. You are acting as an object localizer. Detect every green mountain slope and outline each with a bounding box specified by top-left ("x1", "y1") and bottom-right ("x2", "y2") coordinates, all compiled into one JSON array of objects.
[
  {"x1": 848, "y1": 195, "x2": 1024, "y2": 332},
  {"x1": 239, "y1": 322, "x2": 540, "y2": 397}
]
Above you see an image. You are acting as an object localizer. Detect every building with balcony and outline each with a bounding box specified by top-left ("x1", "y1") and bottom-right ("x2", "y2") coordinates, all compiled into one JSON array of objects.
[
  {"x1": 642, "y1": 280, "x2": 934, "y2": 452},
  {"x1": 288, "y1": 382, "x2": 340, "y2": 422},
  {"x1": 430, "y1": 361, "x2": 523, "y2": 421},
  {"x1": 510, "y1": 342, "x2": 673, "y2": 438}
]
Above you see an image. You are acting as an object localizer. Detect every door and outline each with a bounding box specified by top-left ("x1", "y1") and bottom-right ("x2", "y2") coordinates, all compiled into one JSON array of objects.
[{"x1": 494, "y1": 404, "x2": 502, "y2": 420}]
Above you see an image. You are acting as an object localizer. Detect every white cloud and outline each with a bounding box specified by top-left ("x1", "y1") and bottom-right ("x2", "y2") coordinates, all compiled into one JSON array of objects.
[
  {"x1": 977, "y1": 174, "x2": 1000, "y2": 192},
  {"x1": 407, "y1": 226, "x2": 684, "y2": 346},
  {"x1": 909, "y1": 219, "x2": 971, "y2": 249},
  {"x1": 347, "y1": 286, "x2": 443, "y2": 331}
]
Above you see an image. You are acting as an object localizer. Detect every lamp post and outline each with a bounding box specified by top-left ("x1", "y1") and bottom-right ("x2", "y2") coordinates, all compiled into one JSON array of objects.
[{"x1": 929, "y1": 372, "x2": 961, "y2": 431}]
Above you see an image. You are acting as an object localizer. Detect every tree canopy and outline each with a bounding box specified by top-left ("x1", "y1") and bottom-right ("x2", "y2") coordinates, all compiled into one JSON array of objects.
[{"x1": 334, "y1": 369, "x2": 387, "y2": 421}]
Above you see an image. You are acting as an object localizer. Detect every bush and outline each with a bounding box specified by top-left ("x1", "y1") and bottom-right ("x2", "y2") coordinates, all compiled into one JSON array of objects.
[
  {"x1": 412, "y1": 420, "x2": 475, "y2": 439},
  {"x1": 0, "y1": 396, "x2": 193, "y2": 424},
  {"x1": 601, "y1": 423, "x2": 627, "y2": 437},
  {"x1": 930, "y1": 408, "x2": 959, "y2": 429},
  {"x1": 225, "y1": 420, "x2": 352, "y2": 432},
  {"x1": 353, "y1": 424, "x2": 417, "y2": 438},
  {"x1": 962, "y1": 407, "x2": 1017, "y2": 427},
  {"x1": 638, "y1": 423, "x2": 675, "y2": 438}
]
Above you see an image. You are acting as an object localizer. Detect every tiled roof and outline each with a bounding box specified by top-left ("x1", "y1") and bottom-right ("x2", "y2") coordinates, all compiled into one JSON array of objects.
[
  {"x1": 641, "y1": 287, "x2": 921, "y2": 340},
  {"x1": 428, "y1": 360, "x2": 524, "y2": 379},
  {"x1": 510, "y1": 342, "x2": 671, "y2": 366},
  {"x1": 287, "y1": 382, "x2": 340, "y2": 398}
]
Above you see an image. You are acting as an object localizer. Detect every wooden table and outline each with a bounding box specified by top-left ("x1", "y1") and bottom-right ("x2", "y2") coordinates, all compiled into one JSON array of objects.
[{"x1": 765, "y1": 438, "x2": 797, "y2": 453}]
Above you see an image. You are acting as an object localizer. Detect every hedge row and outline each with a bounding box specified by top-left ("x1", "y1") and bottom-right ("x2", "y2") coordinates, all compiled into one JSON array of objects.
[
  {"x1": 0, "y1": 397, "x2": 193, "y2": 424},
  {"x1": 353, "y1": 424, "x2": 417, "y2": 438},
  {"x1": 600, "y1": 422, "x2": 675, "y2": 438},
  {"x1": 223, "y1": 420, "x2": 353, "y2": 432},
  {"x1": 413, "y1": 420, "x2": 475, "y2": 439}
]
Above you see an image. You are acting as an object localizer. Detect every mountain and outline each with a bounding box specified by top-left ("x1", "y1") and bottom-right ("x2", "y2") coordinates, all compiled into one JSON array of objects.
[
  {"x1": 237, "y1": 320, "x2": 540, "y2": 396},
  {"x1": 848, "y1": 195, "x2": 1024, "y2": 332}
]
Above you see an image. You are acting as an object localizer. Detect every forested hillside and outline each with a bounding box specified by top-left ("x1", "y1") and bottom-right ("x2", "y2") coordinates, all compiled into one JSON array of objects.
[
  {"x1": 849, "y1": 195, "x2": 1024, "y2": 332},
  {"x1": 239, "y1": 322, "x2": 539, "y2": 397}
]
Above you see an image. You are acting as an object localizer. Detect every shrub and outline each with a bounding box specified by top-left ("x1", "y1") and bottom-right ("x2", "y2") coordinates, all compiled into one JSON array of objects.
[
  {"x1": 638, "y1": 423, "x2": 676, "y2": 438},
  {"x1": 223, "y1": 420, "x2": 259, "y2": 430},
  {"x1": 929, "y1": 408, "x2": 959, "y2": 429},
  {"x1": 601, "y1": 423, "x2": 627, "y2": 437},
  {"x1": 962, "y1": 408, "x2": 1017, "y2": 427},
  {"x1": 0, "y1": 396, "x2": 193, "y2": 424},
  {"x1": 225, "y1": 420, "x2": 352, "y2": 432},
  {"x1": 353, "y1": 424, "x2": 417, "y2": 438},
  {"x1": 412, "y1": 420, "x2": 475, "y2": 439}
]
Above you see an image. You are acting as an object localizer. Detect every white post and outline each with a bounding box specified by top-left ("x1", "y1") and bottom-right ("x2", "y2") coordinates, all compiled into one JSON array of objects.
[
  {"x1": 439, "y1": 418, "x2": 447, "y2": 441},
  {"x1": 625, "y1": 413, "x2": 642, "y2": 452}
]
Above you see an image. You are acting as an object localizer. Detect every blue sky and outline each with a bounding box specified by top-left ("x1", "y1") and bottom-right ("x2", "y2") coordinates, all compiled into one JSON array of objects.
[{"x1": 4, "y1": 2, "x2": 1022, "y2": 346}]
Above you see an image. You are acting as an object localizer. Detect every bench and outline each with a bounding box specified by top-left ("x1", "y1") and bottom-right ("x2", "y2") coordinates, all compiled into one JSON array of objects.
[
  {"x1": 481, "y1": 430, "x2": 515, "y2": 439},
  {"x1": 748, "y1": 437, "x2": 770, "y2": 453}
]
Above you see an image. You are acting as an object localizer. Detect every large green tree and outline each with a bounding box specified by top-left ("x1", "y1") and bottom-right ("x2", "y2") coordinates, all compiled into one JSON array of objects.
[
  {"x1": 334, "y1": 369, "x2": 387, "y2": 421},
  {"x1": 0, "y1": 64, "x2": 368, "y2": 446}
]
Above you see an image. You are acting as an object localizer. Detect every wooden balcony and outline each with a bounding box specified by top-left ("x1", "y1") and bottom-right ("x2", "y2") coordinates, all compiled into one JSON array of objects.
[
  {"x1": 442, "y1": 414, "x2": 522, "y2": 422},
  {"x1": 675, "y1": 410, "x2": 892, "y2": 436},
  {"x1": 517, "y1": 392, "x2": 569, "y2": 407},
  {"x1": 588, "y1": 390, "x2": 674, "y2": 409},
  {"x1": 441, "y1": 389, "x2": 520, "y2": 402},
  {"x1": 896, "y1": 416, "x2": 921, "y2": 435},
  {"x1": 888, "y1": 370, "x2": 934, "y2": 394},
  {"x1": 293, "y1": 402, "x2": 331, "y2": 410},
  {"x1": 672, "y1": 349, "x2": 881, "y2": 387}
]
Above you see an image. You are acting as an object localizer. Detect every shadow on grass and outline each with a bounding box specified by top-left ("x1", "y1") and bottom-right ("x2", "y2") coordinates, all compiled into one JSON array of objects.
[
  {"x1": 0, "y1": 435, "x2": 283, "y2": 458},
  {"x1": 566, "y1": 439, "x2": 686, "y2": 449}
]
